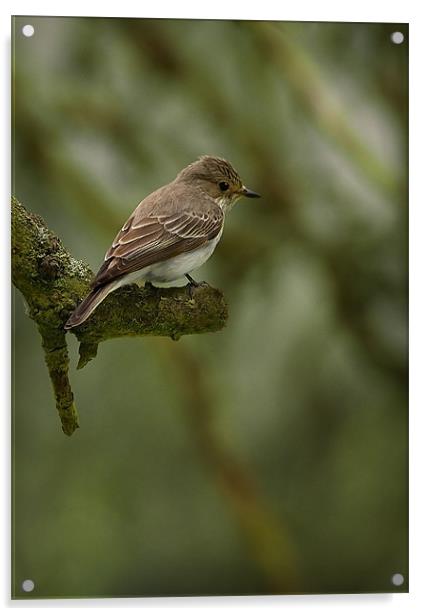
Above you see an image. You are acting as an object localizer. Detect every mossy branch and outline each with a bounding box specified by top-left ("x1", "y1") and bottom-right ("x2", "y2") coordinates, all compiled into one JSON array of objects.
[{"x1": 11, "y1": 197, "x2": 228, "y2": 435}]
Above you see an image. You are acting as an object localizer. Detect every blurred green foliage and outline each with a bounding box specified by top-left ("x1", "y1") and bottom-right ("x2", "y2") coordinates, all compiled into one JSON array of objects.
[{"x1": 12, "y1": 17, "x2": 408, "y2": 597}]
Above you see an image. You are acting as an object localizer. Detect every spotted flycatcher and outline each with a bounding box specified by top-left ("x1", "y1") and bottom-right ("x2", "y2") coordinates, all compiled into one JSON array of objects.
[{"x1": 64, "y1": 155, "x2": 260, "y2": 329}]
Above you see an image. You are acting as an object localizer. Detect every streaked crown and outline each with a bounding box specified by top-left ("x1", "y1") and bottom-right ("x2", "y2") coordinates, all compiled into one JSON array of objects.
[{"x1": 177, "y1": 155, "x2": 243, "y2": 187}]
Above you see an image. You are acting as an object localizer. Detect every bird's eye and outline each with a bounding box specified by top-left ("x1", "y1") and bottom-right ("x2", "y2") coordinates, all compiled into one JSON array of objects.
[{"x1": 219, "y1": 181, "x2": 229, "y2": 192}]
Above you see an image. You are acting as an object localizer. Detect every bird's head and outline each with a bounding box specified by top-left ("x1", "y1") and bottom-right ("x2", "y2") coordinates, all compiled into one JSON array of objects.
[{"x1": 176, "y1": 155, "x2": 260, "y2": 212}]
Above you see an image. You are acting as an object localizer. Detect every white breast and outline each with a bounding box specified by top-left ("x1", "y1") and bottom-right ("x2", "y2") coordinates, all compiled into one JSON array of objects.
[{"x1": 117, "y1": 229, "x2": 224, "y2": 286}]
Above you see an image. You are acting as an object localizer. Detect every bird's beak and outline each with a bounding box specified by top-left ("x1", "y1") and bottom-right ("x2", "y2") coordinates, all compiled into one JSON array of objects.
[{"x1": 240, "y1": 185, "x2": 261, "y2": 198}]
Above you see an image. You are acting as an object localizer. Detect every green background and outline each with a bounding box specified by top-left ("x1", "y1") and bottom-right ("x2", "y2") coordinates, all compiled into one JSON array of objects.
[{"x1": 12, "y1": 17, "x2": 408, "y2": 597}]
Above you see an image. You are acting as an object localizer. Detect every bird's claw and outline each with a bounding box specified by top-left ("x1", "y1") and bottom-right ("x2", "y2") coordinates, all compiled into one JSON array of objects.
[{"x1": 186, "y1": 279, "x2": 209, "y2": 299}]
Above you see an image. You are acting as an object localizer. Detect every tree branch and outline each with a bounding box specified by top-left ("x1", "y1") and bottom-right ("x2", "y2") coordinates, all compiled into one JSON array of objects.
[{"x1": 11, "y1": 197, "x2": 228, "y2": 435}]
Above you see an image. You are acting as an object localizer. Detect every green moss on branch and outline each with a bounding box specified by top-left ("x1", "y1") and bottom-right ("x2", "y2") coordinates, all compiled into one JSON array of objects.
[{"x1": 11, "y1": 197, "x2": 228, "y2": 435}]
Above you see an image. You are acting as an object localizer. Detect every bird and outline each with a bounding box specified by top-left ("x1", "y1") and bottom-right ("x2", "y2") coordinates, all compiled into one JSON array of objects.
[{"x1": 64, "y1": 155, "x2": 260, "y2": 329}]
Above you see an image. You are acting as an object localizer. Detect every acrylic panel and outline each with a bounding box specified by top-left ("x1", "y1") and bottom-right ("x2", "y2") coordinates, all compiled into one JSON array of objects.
[{"x1": 12, "y1": 16, "x2": 408, "y2": 598}]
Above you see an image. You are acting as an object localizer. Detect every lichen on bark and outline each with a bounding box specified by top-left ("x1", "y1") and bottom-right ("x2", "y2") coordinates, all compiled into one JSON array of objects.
[{"x1": 11, "y1": 197, "x2": 228, "y2": 435}]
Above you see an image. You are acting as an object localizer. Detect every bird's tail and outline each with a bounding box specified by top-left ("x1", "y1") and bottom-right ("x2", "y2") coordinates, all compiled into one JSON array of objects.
[{"x1": 64, "y1": 282, "x2": 117, "y2": 330}]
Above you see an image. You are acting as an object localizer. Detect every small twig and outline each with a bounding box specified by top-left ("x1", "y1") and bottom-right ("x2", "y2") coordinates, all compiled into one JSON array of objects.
[{"x1": 39, "y1": 326, "x2": 79, "y2": 435}]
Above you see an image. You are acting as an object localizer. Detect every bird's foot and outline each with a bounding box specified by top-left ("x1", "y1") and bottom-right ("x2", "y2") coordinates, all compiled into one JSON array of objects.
[{"x1": 185, "y1": 274, "x2": 209, "y2": 299}]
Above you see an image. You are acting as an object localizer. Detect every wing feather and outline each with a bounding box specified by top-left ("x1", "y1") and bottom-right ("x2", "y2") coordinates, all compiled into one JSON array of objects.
[{"x1": 94, "y1": 204, "x2": 223, "y2": 288}]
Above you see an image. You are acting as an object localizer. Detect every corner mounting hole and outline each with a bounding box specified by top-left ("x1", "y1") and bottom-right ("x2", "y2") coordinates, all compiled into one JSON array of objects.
[
  {"x1": 391, "y1": 573, "x2": 404, "y2": 586},
  {"x1": 391, "y1": 31, "x2": 404, "y2": 44},
  {"x1": 22, "y1": 24, "x2": 34, "y2": 37},
  {"x1": 22, "y1": 579, "x2": 35, "y2": 592}
]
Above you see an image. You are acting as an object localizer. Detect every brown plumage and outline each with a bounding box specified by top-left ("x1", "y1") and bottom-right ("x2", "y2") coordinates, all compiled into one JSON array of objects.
[
  {"x1": 64, "y1": 156, "x2": 260, "y2": 329},
  {"x1": 95, "y1": 182, "x2": 224, "y2": 287}
]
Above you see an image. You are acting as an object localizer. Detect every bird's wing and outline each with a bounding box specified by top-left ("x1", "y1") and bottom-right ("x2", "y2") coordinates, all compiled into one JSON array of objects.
[{"x1": 93, "y1": 205, "x2": 223, "y2": 287}]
